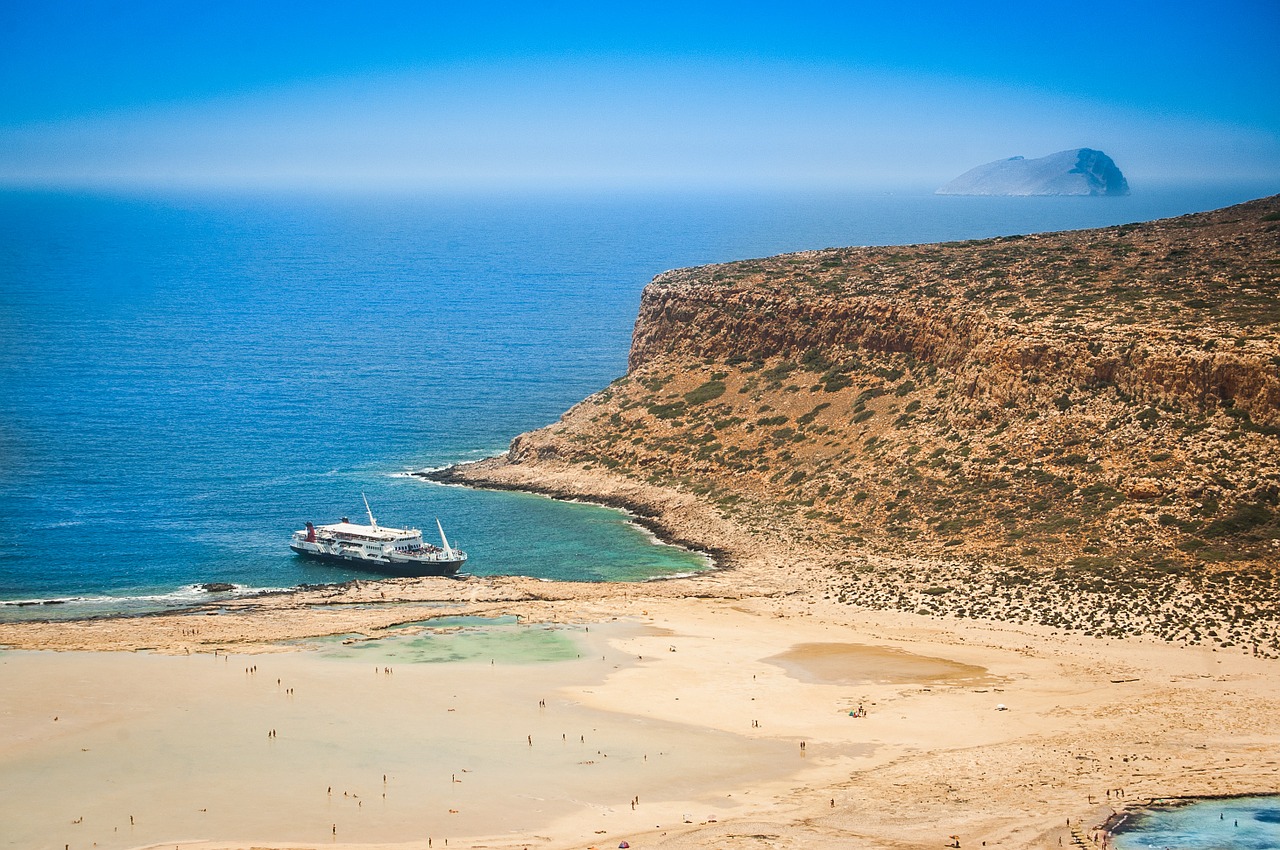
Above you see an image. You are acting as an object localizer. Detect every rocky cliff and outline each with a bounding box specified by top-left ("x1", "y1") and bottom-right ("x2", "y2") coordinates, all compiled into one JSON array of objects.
[
  {"x1": 937, "y1": 148, "x2": 1130, "y2": 195},
  {"x1": 439, "y1": 195, "x2": 1280, "y2": 652}
]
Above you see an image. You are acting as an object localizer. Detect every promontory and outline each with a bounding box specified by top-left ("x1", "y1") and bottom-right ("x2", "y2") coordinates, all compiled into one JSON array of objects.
[{"x1": 436, "y1": 193, "x2": 1280, "y2": 655}]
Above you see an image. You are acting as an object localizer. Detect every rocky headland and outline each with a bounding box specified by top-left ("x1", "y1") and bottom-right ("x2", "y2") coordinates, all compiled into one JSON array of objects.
[
  {"x1": 433, "y1": 195, "x2": 1280, "y2": 656},
  {"x1": 937, "y1": 148, "x2": 1130, "y2": 196}
]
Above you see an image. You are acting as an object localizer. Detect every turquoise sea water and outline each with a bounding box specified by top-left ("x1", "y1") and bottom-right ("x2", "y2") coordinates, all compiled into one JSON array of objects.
[
  {"x1": 1, "y1": 183, "x2": 1274, "y2": 618},
  {"x1": 303, "y1": 619, "x2": 584, "y2": 665},
  {"x1": 1114, "y1": 796, "x2": 1280, "y2": 850}
]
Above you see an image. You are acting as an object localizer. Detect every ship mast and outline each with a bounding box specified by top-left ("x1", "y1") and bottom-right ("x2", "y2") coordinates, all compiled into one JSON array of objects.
[
  {"x1": 436, "y1": 518, "x2": 455, "y2": 559},
  {"x1": 362, "y1": 492, "x2": 378, "y2": 530}
]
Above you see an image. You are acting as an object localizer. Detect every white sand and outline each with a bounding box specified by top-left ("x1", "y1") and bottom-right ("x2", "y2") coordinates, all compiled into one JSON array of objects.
[{"x1": 2, "y1": 591, "x2": 1278, "y2": 850}]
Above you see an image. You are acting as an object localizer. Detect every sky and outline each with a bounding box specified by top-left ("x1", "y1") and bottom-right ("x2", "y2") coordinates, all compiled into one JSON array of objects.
[{"x1": 1, "y1": 0, "x2": 1278, "y2": 191}]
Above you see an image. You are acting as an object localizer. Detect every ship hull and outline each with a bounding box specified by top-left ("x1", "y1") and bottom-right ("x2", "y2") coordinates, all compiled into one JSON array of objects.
[{"x1": 290, "y1": 544, "x2": 464, "y2": 577}]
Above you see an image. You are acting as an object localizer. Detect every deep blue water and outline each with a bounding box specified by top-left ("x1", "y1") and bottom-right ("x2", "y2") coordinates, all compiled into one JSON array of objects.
[
  {"x1": 0, "y1": 182, "x2": 1274, "y2": 618},
  {"x1": 1114, "y1": 795, "x2": 1280, "y2": 850}
]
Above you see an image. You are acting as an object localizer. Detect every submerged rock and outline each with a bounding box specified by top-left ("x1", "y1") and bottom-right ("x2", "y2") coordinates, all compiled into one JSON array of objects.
[{"x1": 937, "y1": 148, "x2": 1130, "y2": 196}]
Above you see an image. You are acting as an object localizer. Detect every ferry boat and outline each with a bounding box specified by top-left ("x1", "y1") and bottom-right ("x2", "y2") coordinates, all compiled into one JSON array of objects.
[{"x1": 290, "y1": 495, "x2": 467, "y2": 577}]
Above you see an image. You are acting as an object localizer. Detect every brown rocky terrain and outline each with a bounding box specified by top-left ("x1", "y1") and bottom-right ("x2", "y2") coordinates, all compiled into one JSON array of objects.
[{"x1": 432, "y1": 195, "x2": 1280, "y2": 655}]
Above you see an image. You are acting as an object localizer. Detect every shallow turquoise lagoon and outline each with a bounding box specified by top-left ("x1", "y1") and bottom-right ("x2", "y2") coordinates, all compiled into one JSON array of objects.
[
  {"x1": 302, "y1": 617, "x2": 586, "y2": 665},
  {"x1": 1114, "y1": 796, "x2": 1280, "y2": 850}
]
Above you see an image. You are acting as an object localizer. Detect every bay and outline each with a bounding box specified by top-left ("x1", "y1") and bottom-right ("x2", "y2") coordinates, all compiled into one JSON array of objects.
[{"x1": 0, "y1": 182, "x2": 1272, "y2": 618}]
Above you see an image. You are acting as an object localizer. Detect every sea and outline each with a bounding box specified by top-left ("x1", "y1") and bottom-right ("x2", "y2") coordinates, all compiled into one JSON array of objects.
[{"x1": 1, "y1": 181, "x2": 1274, "y2": 621}]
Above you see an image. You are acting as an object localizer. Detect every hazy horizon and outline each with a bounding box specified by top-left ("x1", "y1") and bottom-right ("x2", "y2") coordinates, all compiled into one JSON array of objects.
[{"x1": 2, "y1": 1, "x2": 1278, "y2": 192}]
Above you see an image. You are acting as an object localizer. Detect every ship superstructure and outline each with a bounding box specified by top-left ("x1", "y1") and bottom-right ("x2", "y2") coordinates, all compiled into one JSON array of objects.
[{"x1": 290, "y1": 495, "x2": 466, "y2": 577}]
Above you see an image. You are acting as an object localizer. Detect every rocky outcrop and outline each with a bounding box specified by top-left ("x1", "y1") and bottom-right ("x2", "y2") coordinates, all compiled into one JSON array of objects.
[
  {"x1": 440, "y1": 193, "x2": 1280, "y2": 651},
  {"x1": 936, "y1": 148, "x2": 1130, "y2": 196},
  {"x1": 501, "y1": 195, "x2": 1280, "y2": 572}
]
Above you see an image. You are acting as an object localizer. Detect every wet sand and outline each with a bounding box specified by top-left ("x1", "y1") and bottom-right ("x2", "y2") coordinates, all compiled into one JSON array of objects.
[
  {"x1": 0, "y1": 621, "x2": 798, "y2": 850},
  {"x1": 766, "y1": 641, "x2": 998, "y2": 686}
]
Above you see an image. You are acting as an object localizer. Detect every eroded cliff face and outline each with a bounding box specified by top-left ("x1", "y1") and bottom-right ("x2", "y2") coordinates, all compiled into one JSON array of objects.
[
  {"x1": 628, "y1": 196, "x2": 1280, "y2": 425},
  {"x1": 630, "y1": 283, "x2": 1279, "y2": 424}
]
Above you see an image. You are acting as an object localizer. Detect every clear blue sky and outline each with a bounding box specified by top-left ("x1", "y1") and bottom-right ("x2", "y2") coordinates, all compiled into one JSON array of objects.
[{"x1": 2, "y1": 0, "x2": 1277, "y2": 190}]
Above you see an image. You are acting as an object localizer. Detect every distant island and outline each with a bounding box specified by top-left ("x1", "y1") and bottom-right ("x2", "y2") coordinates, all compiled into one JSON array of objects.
[{"x1": 937, "y1": 148, "x2": 1130, "y2": 196}]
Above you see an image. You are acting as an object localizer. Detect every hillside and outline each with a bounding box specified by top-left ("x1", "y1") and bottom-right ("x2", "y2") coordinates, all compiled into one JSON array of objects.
[{"x1": 433, "y1": 195, "x2": 1280, "y2": 654}]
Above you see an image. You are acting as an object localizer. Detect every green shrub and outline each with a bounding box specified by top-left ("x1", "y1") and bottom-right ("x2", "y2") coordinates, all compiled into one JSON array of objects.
[
  {"x1": 684, "y1": 380, "x2": 727, "y2": 405},
  {"x1": 821, "y1": 372, "x2": 853, "y2": 392},
  {"x1": 800, "y1": 349, "x2": 833, "y2": 373},
  {"x1": 1202, "y1": 503, "x2": 1275, "y2": 538},
  {"x1": 797, "y1": 403, "x2": 831, "y2": 426},
  {"x1": 647, "y1": 402, "x2": 687, "y2": 420}
]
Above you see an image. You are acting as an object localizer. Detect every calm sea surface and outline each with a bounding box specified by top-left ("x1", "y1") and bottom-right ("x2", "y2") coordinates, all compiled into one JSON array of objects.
[{"x1": 0, "y1": 183, "x2": 1273, "y2": 618}]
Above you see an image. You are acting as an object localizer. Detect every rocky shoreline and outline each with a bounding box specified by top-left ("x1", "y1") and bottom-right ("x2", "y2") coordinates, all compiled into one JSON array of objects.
[
  {"x1": 421, "y1": 458, "x2": 735, "y2": 572},
  {"x1": 444, "y1": 195, "x2": 1280, "y2": 659},
  {"x1": 423, "y1": 451, "x2": 1280, "y2": 658}
]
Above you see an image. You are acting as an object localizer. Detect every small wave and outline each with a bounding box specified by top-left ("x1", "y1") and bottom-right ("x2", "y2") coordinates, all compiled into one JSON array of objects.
[
  {"x1": 387, "y1": 466, "x2": 455, "y2": 478},
  {"x1": 393, "y1": 451, "x2": 509, "y2": 479},
  {"x1": 1, "y1": 594, "x2": 105, "y2": 607},
  {"x1": 416, "y1": 477, "x2": 470, "y2": 488},
  {"x1": 0, "y1": 583, "x2": 290, "y2": 610},
  {"x1": 644, "y1": 570, "x2": 704, "y2": 581}
]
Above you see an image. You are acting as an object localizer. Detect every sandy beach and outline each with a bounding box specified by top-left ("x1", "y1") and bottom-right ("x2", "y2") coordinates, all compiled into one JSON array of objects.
[{"x1": 3, "y1": 478, "x2": 1278, "y2": 850}]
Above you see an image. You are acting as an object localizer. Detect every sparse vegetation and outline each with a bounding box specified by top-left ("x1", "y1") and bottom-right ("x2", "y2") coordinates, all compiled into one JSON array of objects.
[{"x1": 496, "y1": 194, "x2": 1280, "y2": 656}]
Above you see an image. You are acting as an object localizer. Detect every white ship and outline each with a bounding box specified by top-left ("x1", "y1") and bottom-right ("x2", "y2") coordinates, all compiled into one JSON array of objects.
[{"x1": 290, "y1": 495, "x2": 467, "y2": 577}]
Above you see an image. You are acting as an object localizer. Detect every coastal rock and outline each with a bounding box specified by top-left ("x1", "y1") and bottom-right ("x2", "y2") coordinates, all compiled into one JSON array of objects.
[{"x1": 936, "y1": 148, "x2": 1130, "y2": 196}]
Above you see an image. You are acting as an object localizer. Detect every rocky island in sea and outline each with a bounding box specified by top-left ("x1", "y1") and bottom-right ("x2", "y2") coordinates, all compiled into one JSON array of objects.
[
  {"x1": 937, "y1": 148, "x2": 1130, "y2": 195},
  {"x1": 2, "y1": 196, "x2": 1277, "y2": 850}
]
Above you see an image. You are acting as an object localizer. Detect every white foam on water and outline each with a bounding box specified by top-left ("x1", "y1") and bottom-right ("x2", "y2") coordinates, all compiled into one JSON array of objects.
[{"x1": 0, "y1": 583, "x2": 291, "y2": 619}]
